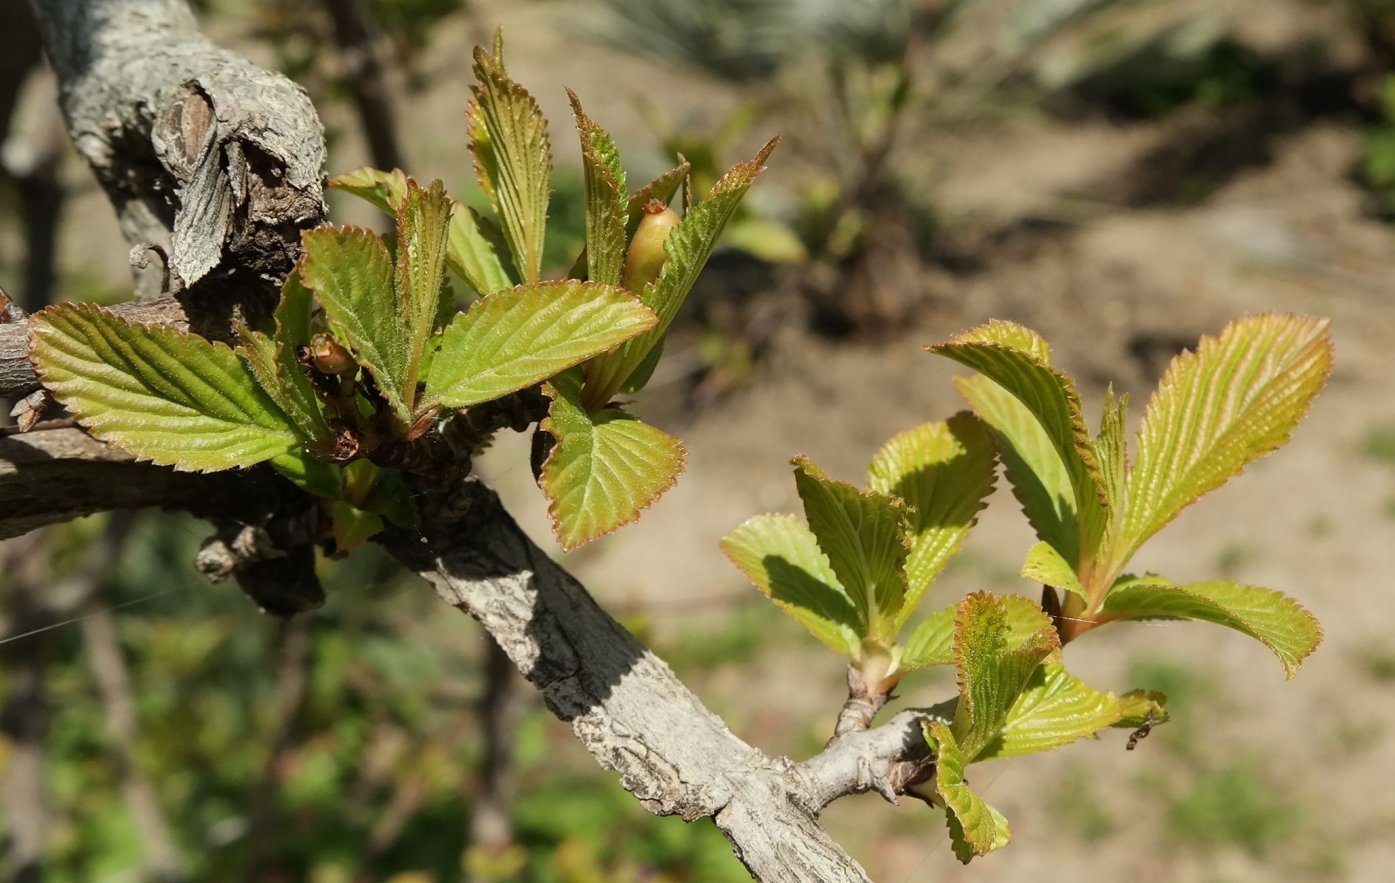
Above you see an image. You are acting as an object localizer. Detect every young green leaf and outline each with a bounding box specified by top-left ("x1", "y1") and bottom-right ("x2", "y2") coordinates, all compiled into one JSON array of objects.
[
  {"x1": 393, "y1": 178, "x2": 453, "y2": 400},
  {"x1": 1019, "y1": 541, "x2": 1086, "y2": 603},
  {"x1": 569, "y1": 90, "x2": 627, "y2": 288},
  {"x1": 424, "y1": 280, "x2": 656, "y2": 409},
  {"x1": 328, "y1": 166, "x2": 409, "y2": 215},
  {"x1": 298, "y1": 225, "x2": 407, "y2": 420},
  {"x1": 933, "y1": 321, "x2": 1109, "y2": 564},
  {"x1": 923, "y1": 721, "x2": 1012, "y2": 863},
  {"x1": 793, "y1": 456, "x2": 909, "y2": 642},
  {"x1": 330, "y1": 168, "x2": 512, "y2": 296},
  {"x1": 721, "y1": 513, "x2": 863, "y2": 654},
  {"x1": 584, "y1": 138, "x2": 778, "y2": 407},
  {"x1": 448, "y1": 201, "x2": 515, "y2": 295},
  {"x1": 30, "y1": 303, "x2": 300, "y2": 471},
  {"x1": 952, "y1": 591, "x2": 1060, "y2": 761},
  {"x1": 1099, "y1": 580, "x2": 1322, "y2": 678},
  {"x1": 470, "y1": 36, "x2": 552, "y2": 283},
  {"x1": 539, "y1": 371, "x2": 685, "y2": 550},
  {"x1": 270, "y1": 451, "x2": 344, "y2": 498},
  {"x1": 1121, "y1": 314, "x2": 1332, "y2": 560},
  {"x1": 954, "y1": 375, "x2": 1079, "y2": 566},
  {"x1": 982, "y1": 663, "x2": 1122, "y2": 760},
  {"x1": 901, "y1": 606, "x2": 956, "y2": 669},
  {"x1": 1095, "y1": 385, "x2": 1129, "y2": 517},
  {"x1": 237, "y1": 277, "x2": 336, "y2": 456},
  {"x1": 866, "y1": 413, "x2": 996, "y2": 625}
]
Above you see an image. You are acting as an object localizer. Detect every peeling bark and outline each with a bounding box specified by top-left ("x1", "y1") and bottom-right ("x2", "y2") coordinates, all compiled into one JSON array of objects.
[{"x1": 31, "y1": 0, "x2": 326, "y2": 297}]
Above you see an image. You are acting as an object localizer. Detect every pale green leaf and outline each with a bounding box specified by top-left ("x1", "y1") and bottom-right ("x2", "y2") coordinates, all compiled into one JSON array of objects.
[
  {"x1": 793, "y1": 455, "x2": 909, "y2": 641},
  {"x1": 299, "y1": 225, "x2": 408, "y2": 422},
  {"x1": 236, "y1": 275, "x2": 335, "y2": 456},
  {"x1": 721, "y1": 513, "x2": 862, "y2": 654},
  {"x1": 934, "y1": 321, "x2": 1109, "y2": 560},
  {"x1": 471, "y1": 39, "x2": 552, "y2": 283},
  {"x1": 569, "y1": 90, "x2": 628, "y2": 288},
  {"x1": 1095, "y1": 385, "x2": 1129, "y2": 516},
  {"x1": 1100, "y1": 580, "x2": 1322, "y2": 678},
  {"x1": 1019, "y1": 541, "x2": 1086, "y2": 602},
  {"x1": 952, "y1": 591, "x2": 1059, "y2": 761},
  {"x1": 866, "y1": 412, "x2": 996, "y2": 625},
  {"x1": 393, "y1": 179, "x2": 452, "y2": 404},
  {"x1": 901, "y1": 605, "x2": 956, "y2": 669},
  {"x1": 448, "y1": 201, "x2": 515, "y2": 295},
  {"x1": 328, "y1": 166, "x2": 409, "y2": 214},
  {"x1": 585, "y1": 138, "x2": 777, "y2": 404},
  {"x1": 902, "y1": 594, "x2": 1054, "y2": 670},
  {"x1": 620, "y1": 334, "x2": 665, "y2": 394},
  {"x1": 1122, "y1": 314, "x2": 1332, "y2": 558},
  {"x1": 981, "y1": 663, "x2": 1122, "y2": 760},
  {"x1": 30, "y1": 303, "x2": 300, "y2": 471},
  {"x1": 954, "y1": 375, "x2": 1079, "y2": 565},
  {"x1": 270, "y1": 451, "x2": 344, "y2": 498},
  {"x1": 425, "y1": 280, "x2": 656, "y2": 409},
  {"x1": 924, "y1": 721, "x2": 1012, "y2": 863},
  {"x1": 540, "y1": 371, "x2": 685, "y2": 550}
]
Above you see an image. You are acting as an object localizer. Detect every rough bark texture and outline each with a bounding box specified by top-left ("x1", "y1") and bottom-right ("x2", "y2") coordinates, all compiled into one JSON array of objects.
[
  {"x1": 32, "y1": 0, "x2": 327, "y2": 297},
  {"x1": 389, "y1": 479, "x2": 945, "y2": 883}
]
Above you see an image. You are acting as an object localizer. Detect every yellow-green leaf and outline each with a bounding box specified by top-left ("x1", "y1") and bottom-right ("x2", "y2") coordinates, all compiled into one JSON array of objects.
[
  {"x1": 393, "y1": 178, "x2": 453, "y2": 403},
  {"x1": 934, "y1": 321, "x2": 1109, "y2": 563},
  {"x1": 1099, "y1": 580, "x2": 1322, "y2": 678},
  {"x1": 866, "y1": 413, "x2": 996, "y2": 625},
  {"x1": 981, "y1": 663, "x2": 1122, "y2": 760},
  {"x1": 237, "y1": 276, "x2": 335, "y2": 456},
  {"x1": 721, "y1": 513, "x2": 862, "y2": 654},
  {"x1": 30, "y1": 303, "x2": 300, "y2": 471},
  {"x1": 1019, "y1": 541, "x2": 1086, "y2": 602},
  {"x1": 539, "y1": 371, "x2": 685, "y2": 550},
  {"x1": 924, "y1": 721, "x2": 1012, "y2": 863},
  {"x1": 954, "y1": 375, "x2": 1079, "y2": 565},
  {"x1": 425, "y1": 281, "x2": 656, "y2": 409},
  {"x1": 1122, "y1": 314, "x2": 1332, "y2": 559},
  {"x1": 328, "y1": 166, "x2": 409, "y2": 214},
  {"x1": 299, "y1": 225, "x2": 407, "y2": 420},
  {"x1": 793, "y1": 456, "x2": 909, "y2": 642},
  {"x1": 471, "y1": 36, "x2": 551, "y2": 283},
  {"x1": 569, "y1": 90, "x2": 627, "y2": 288},
  {"x1": 952, "y1": 591, "x2": 1059, "y2": 761}
]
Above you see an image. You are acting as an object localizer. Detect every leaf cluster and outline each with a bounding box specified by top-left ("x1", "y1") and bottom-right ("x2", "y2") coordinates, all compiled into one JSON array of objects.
[
  {"x1": 725, "y1": 313, "x2": 1330, "y2": 862},
  {"x1": 28, "y1": 30, "x2": 775, "y2": 554}
]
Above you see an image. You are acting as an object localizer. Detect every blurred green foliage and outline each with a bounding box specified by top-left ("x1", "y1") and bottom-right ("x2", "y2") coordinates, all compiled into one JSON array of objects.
[{"x1": 0, "y1": 512, "x2": 755, "y2": 880}]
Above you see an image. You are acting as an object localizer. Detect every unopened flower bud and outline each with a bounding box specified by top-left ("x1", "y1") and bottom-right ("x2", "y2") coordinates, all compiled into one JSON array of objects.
[{"x1": 622, "y1": 199, "x2": 681, "y2": 293}]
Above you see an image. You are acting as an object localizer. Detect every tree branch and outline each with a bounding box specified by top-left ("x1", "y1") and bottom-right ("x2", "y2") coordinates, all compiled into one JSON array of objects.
[
  {"x1": 387, "y1": 479, "x2": 946, "y2": 883},
  {"x1": 31, "y1": 0, "x2": 326, "y2": 296},
  {"x1": 0, "y1": 425, "x2": 303, "y2": 540}
]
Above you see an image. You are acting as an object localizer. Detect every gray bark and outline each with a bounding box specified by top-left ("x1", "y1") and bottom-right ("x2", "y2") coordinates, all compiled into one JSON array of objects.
[
  {"x1": 392, "y1": 479, "x2": 941, "y2": 882},
  {"x1": 30, "y1": 0, "x2": 326, "y2": 297}
]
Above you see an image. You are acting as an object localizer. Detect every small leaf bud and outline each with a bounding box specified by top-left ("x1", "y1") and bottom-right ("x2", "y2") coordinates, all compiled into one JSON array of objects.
[{"x1": 309, "y1": 333, "x2": 356, "y2": 376}]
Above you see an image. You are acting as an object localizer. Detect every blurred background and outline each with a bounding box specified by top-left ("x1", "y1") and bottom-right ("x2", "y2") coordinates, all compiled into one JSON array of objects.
[{"x1": 2, "y1": 0, "x2": 1394, "y2": 880}]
